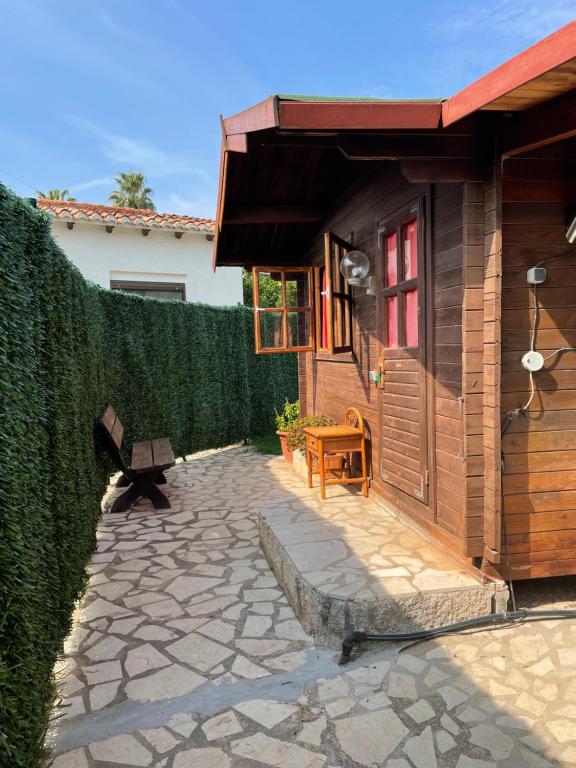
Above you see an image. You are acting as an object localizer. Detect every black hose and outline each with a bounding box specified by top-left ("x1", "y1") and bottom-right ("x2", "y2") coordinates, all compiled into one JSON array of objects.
[{"x1": 338, "y1": 609, "x2": 576, "y2": 664}]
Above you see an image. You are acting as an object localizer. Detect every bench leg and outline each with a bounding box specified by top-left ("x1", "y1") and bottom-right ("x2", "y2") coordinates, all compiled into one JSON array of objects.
[
  {"x1": 146, "y1": 482, "x2": 171, "y2": 509},
  {"x1": 116, "y1": 474, "x2": 131, "y2": 488},
  {"x1": 111, "y1": 485, "x2": 140, "y2": 514},
  {"x1": 110, "y1": 475, "x2": 171, "y2": 513},
  {"x1": 154, "y1": 471, "x2": 168, "y2": 485}
]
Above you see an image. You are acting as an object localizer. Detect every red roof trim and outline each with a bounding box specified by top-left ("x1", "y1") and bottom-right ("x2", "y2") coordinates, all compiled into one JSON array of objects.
[
  {"x1": 223, "y1": 98, "x2": 442, "y2": 136},
  {"x1": 223, "y1": 96, "x2": 277, "y2": 136},
  {"x1": 278, "y1": 101, "x2": 441, "y2": 130},
  {"x1": 443, "y1": 21, "x2": 576, "y2": 126}
]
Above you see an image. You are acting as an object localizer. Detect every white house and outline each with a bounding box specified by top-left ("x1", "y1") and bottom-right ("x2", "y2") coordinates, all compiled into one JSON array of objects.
[{"x1": 38, "y1": 199, "x2": 243, "y2": 305}]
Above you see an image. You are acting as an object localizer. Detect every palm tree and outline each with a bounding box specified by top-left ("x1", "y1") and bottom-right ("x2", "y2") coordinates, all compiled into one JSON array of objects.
[
  {"x1": 108, "y1": 172, "x2": 155, "y2": 210},
  {"x1": 36, "y1": 188, "x2": 76, "y2": 201}
]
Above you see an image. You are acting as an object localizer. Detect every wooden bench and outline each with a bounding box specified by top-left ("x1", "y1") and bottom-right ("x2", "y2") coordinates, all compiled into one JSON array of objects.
[{"x1": 100, "y1": 405, "x2": 175, "y2": 514}]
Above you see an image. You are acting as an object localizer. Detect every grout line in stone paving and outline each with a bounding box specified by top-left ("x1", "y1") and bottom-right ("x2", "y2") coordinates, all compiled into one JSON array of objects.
[{"x1": 53, "y1": 646, "x2": 345, "y2": 752}]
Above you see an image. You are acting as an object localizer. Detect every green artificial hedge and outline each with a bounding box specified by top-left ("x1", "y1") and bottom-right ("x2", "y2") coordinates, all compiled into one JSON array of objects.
[{"x1": 0, "y1": 185, "x2": 297, "y2": 767}]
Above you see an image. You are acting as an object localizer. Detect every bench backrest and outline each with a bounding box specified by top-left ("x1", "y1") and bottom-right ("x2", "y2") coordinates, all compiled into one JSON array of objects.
[
  {"x1": 101, "y1": 404, "x2": 125, "y2": 450},
  {"x1": 100, "y1": 405, "x2": 132, "y2": 476}
]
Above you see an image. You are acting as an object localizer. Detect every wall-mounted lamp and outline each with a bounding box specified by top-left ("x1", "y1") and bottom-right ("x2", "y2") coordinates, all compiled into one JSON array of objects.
[
  {"x1": 340, "y1": 250, "x2": 376, "y2": 295},
  {"x1": 567, "y1": 215, "x2": 576, "y2": 244}
]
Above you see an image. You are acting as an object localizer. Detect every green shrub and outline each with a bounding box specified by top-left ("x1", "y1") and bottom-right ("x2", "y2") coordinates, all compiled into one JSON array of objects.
[
  {"x1": 274, "y1": 399, "x2": 300, "y2": 432},
  {"x1": 0, "y1": 185, "x2": 297, "y2": 767},
  {"x1": 286, "y1": 415, "x2": 335, "y2": 453}
]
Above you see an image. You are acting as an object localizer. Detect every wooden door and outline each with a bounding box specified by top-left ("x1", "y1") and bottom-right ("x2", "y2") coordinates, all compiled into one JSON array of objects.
[{"x1": 378, "y1": 199, "x2": 431, "y2": 509}]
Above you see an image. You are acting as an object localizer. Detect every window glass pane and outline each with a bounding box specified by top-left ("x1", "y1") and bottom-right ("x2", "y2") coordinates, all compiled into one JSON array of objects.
[
  {"x1": 111, "y1": 282, "x2": 185, "y2": 300},
  {"x1": 405, "y1": 289, "x2": 419, "y2": 347},
  {"x1": 259, "y1": 312, "x2": 284, "y2": 348},
  {"x1": 332, "y1": 297, "x2": 351, "y2": 349},
  {"x1": 285, "y1": 271, "x2": 309, "y2": 308},
  {"x1": 386, "y1": 296, "x2": 398, "y2": 348},
  {"x1": 321, "y1": 268, "x2": 328, "y2": 349},
  {"x1": 287, "y1": 311, "x2": 311, "y2": 347},
  {"x1": 331, "y1": 243, "x2": 342, "y2": 293},
  {"x1": 385, "y1": 232, "x2": 397, "y2": 286},
  {"x1": 147, "y1": 289, "x2": 184, "y2": 300},
  {"x1": 404, "y1": 219, "x2": 418, "y2": 279},
  {"x1": 257, "y1": 271, "x2": 283, "y2": 308}
]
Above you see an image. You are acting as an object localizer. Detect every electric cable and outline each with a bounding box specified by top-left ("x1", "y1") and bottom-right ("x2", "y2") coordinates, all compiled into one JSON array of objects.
[
  {"x1": 543, "y1": 347, "x2": 576, "y2": 362},
  {"x1": 500, "y1": 419, "x2": 517, "y2": 613},
  {"x1": 534, "y1": 248, "x2": 576, "y2": 269},
  {"x1": 529, "y1": 285, "x2": 538, "y2": 353}
]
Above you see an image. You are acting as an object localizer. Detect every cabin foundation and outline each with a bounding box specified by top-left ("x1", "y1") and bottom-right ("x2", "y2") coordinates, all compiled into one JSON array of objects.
[{"x1": 258, "y1": 481, "x2": 508, "y2": 646}]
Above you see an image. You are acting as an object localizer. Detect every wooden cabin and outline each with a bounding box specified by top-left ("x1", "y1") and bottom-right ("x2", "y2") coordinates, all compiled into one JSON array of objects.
[{"x1": 214, "y1": 22, "x2": 576, "y2": 580}]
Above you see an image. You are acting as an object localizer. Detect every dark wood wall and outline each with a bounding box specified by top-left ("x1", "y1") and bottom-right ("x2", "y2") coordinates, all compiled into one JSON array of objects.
[
  {"x1": 300, "y1": 163, "x2": 476, "y2": 560},
  {"x1": 499, "y1": 141, "x2": 576, "y2": 578}
]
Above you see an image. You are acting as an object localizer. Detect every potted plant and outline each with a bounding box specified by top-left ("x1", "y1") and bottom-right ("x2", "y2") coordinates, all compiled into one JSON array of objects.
[
  {"x1": 275, "y1": 399, "x2": 300, "y2": 463},
  {"x1": 286, "y1": 415, "x2": 334, "y2": 453},
  {"x1": 286, "y1": 415, "x2": 344, "y2": 480}
]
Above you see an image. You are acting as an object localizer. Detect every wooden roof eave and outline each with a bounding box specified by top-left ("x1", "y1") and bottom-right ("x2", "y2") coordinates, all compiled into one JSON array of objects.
[
  {"x1": 222, "y1": 97, "x2": 443, "y2": 143},
  {"x1": 443, "y1": 21, "x2": 576, "y2": 126},
  {"x1": 214, "y1": 98, "x2": 443, "y2": 270}
]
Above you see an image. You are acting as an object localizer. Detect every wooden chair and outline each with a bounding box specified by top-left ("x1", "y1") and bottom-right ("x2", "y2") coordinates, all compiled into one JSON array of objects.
[
  {"x1": 304, "y1": 406, "x2": 369, "y2": 499},
  {"x1": 100, "y1": 405, "x2": 175, "y2": 513}
]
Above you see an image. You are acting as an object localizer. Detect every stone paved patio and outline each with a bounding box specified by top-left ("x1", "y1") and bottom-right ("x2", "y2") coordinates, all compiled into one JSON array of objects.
[{"x1": 49, "y1": 446, "x2": 576, "y2": 767}]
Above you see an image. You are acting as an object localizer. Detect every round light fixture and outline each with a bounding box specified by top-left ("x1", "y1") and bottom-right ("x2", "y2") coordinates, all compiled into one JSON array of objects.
[
  {"x1": 340, "y1": 250, "x2": 370, "y2": 285},
  {"x1": 521, "y1": 350, "x2": 544, "y2": 372}
]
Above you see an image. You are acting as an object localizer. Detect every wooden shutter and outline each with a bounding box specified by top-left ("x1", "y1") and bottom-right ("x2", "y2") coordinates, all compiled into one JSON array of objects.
[
  {"x1": 324, "y1": 232, "x2": 354, "y2": 354},
  {"x1": 252, "y1": 267, "x2": 314, "y2": 353}
]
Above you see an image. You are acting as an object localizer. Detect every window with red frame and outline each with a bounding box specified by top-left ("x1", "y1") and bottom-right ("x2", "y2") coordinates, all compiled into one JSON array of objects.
[{"x1": 382, "y1": 216, "x2": 420, "y2": 348}]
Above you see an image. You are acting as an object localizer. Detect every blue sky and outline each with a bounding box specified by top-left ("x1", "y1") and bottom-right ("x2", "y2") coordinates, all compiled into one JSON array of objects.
[{"x1": 0, "y1": 0, "x2": 574, "y2": 218}]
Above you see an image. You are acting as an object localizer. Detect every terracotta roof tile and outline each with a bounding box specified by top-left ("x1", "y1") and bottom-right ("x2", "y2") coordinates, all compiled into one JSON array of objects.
[{"x1": 37, "y1": 199, "x2": 215, "y2": 233}]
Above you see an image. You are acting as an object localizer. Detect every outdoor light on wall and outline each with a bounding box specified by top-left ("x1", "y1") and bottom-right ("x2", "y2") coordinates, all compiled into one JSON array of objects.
[{"x1": 340, "y1": 250, "x2": 376, "y2": 295}]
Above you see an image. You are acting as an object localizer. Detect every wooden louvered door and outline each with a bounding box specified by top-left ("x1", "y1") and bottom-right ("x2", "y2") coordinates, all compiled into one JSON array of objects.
[{"x1": 378, "y1": 200, "x2": 431, "y2": 510}]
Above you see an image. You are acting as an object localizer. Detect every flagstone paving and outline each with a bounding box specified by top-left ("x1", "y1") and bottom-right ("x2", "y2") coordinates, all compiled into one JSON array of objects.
[{"x1": 48, "y1": 446, "x2": 576, "y2": 767}]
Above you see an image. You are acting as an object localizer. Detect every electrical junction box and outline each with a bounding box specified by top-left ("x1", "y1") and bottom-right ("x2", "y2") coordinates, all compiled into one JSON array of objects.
[
  {"x1": 522, "y1": 350, "x2": 544, "y2": 372},
  {"x1": 527, "y1": 267, "x2": 547, "y2": 284}
]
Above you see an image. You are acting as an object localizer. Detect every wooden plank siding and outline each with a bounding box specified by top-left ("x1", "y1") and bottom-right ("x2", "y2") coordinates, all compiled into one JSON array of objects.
[
  {"x1": 461, "y1": 182, "x2": 486, "y2": 556},
  {"x1": 300, "y1": 164, "x2": 472, "y2": 560},
  {"x1": 483, "y1": 163, "x2": 503, "y2": 562},
  {"x1": 499, "y1": 142, "x2": 576, "y2": 578},
  {"x1": 433, "y1": 184, "x2": 466, "y2": 544}
]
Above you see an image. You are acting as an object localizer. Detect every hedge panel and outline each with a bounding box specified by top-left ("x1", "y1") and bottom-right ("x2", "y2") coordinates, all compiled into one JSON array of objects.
[{"x1": 0, "y1": 185, "x2": 296, "y2": 767}]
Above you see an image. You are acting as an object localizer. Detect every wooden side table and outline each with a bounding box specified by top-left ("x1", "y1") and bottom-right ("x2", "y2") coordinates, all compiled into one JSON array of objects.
[{"x1": 304, "y1": 417, "x2": 368, "y2": 500}]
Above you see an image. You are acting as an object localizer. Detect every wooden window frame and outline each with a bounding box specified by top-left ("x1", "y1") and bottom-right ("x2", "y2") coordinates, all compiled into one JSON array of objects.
[
  {"x1": 314, "y1": 264, "x2": 329, "y2": 352},
  {"x1": 378, "y1": 200, "x2": 425, "y2": 351},
  {"x1": 252, "y1": 266, "x2": 314, "y2": 354},
  {"x1": 317, "y1": 231, "x2": 354, "y2": 355},
  {"x1": 110, "y1": 280, "x2": 186, "y2": 300}
]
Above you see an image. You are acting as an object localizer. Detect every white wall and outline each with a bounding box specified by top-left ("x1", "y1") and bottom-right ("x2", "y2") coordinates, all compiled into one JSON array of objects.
[{"x1": 50, "y1": 220, "x2": 243, "y2": 306}]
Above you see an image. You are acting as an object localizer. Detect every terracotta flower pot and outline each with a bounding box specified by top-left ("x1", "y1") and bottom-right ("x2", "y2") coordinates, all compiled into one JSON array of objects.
[{"x1": 276, "y1": 429, "x2": 293, "y2": 463}]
